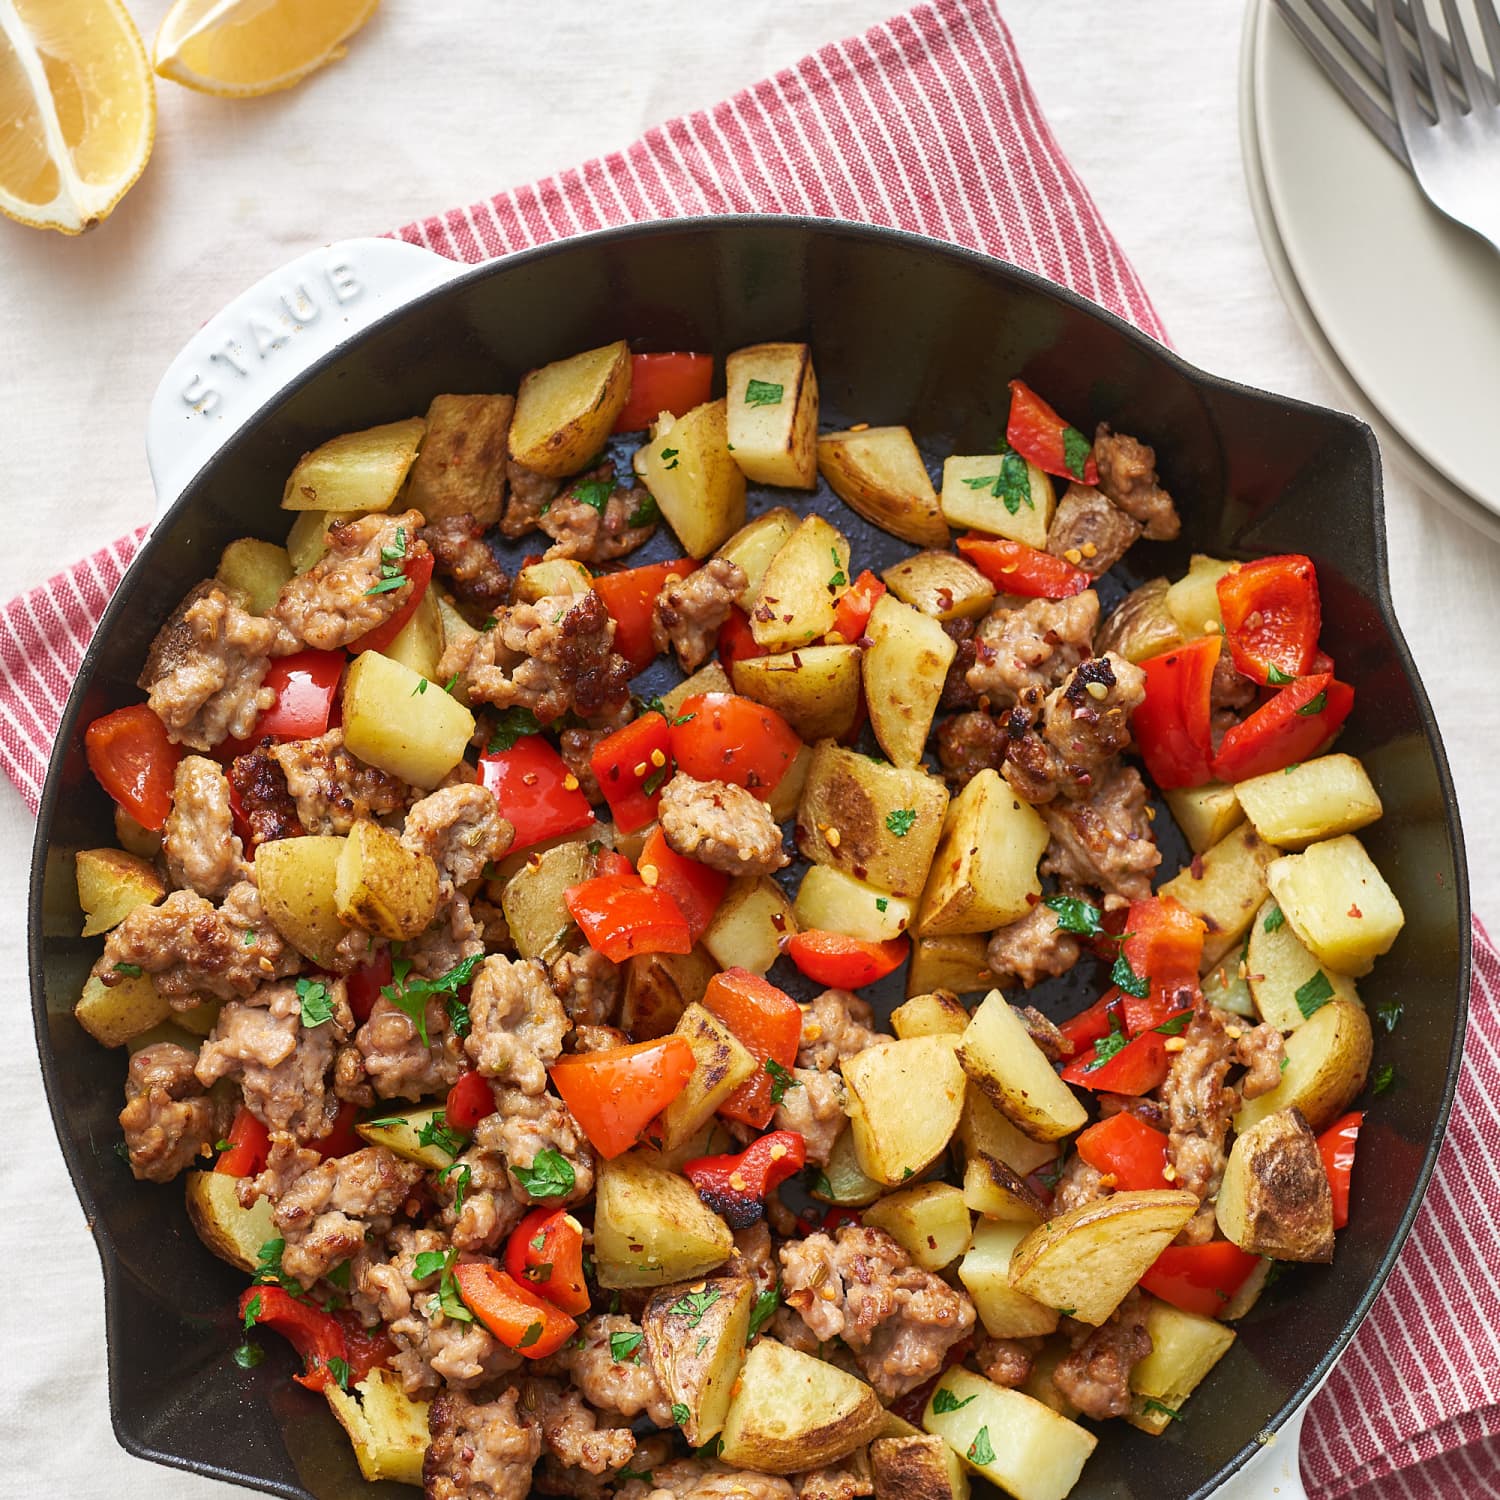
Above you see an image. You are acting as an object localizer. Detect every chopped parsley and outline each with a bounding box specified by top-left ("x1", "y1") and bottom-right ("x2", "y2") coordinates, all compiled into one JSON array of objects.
[
  {"x1": 966, "y1": 1425, "x2": 996, "y2": 1466},
  {"x1": 1372, "y1": 1063, "x2": 1397, "y2": 1094},
  {"x1": 931, "y1": 1387, "x2": 976, "y2": 1414},
  {"x1": 1111, "y1": 951, "x2": 1150, "y2": 999},
  {"x1": 810, "y1": 1169, "x2": 834, "y2": 1199},
  {"x1": 659, "y1": 446, "x2": 680, "y2": 471},
  {"x1": 747, "y1": 1287, "x2": 780, "y2": 1342},
  {"x1": 418, "y1": 1109, "x2": 467, "y2": 1159},
  {"x1": 412, "y1": 1250, "x2": 449, "y2": 1282},
  {"x1": 610, "y1": 1330, "x2": 643, "y2": 1362},
  {"x1": 572, "y1": 476, "x2": 617, "y2": 514},
  {"x1": 530, "y1": 1231, "x2": 548, "y2": 1252},
  {"x1": 1266, "y1": 664, "x2": 1296, "y2": 685},
  {"x1": 1263, "y1": 905, "x2": 1286, "y2": 933},
  {"x1": 488, "y1": 706, "x2": 542, "y2": 753},
  {"x1": 518, "y1": 1321, "x2": 544, "y2": 1349},
  {"x1": 886, "y1": 807, "x2": 917, "y2": 837},
  {"x1": 1294, "y1": 970, "x2": 1335, "y2": 1020},
  {"x1": 1296, "y1": 690, "x2": 1329, "y2": 717},
  {"x1": 296, "y1": 976, "x2": 335, "y2": 1029},
  {"x1": 438, "y1": 1162, "x2": 472, "y2": 1216},
  {"x1": 1141, "y1": 1397, "x2": 1182, "y2": 1422},
  {"x1": 1154, "y1": 1011, "x2": 1193, "y2": 1036},
  {"x1": 960, "y1": 444, "x2": 1033, "y2": 515},
  {"x1": 744, "y1": 379, "x2": 783, "y2": 407},
  {"x1": 875, "y1": 896, "x2": 889, "y2": 913},
  {"x1": 628, "y1": 493, "x2": 660, "y2": 527},
  {"x1": 232, "y1": 1342, "x2": 264, "y2": 1369},
  {"x1": 1085, "y1": 1011, "x2": 1131, "y2": 1072},
  {"x1": 1376, "y1": 1001, "x2": 1404, "y2": 1032},
  {"x1": 446, "y1": 991, "x2": 471, "y2": 1040},
  {"x1": 251, "y1": 1238, "x2": 311, "y2": 1301},
  {"x1": 112, "y1": 961, "x2": 144, "y2": 978},
  {"x1": 512, "y1": 1148, "x2": 576, "y2": 1200},
  {"x1": 412, "y1": 679, "x2": 428, "y2": 696},
  {"x1": 242, "y1": 1292, "x2": 263, "y2": 1331},
  {"x1": 327, "y1": 1356, "x2": 351, "y2": 1390},
  {"x1": 413, "y1": 1248, "x2": 472, "y2": 1324},
  {"x1": 618, "y1": 1467, "x2": 654, "y2": 1483},
  {"x1": 1045, "y1": 894, "x2": 1105, "y2": 937},
  {"x1": 1061, "y1": 426, "x2": 1092, "y2": 481},
  {"x1": 766, "y1": 1058, "x2": 800, "y2": 1106},
  {"x1": 364, "y1": 527, "x2": 410, "y2": 596},
  {"x1": 642, "y1": 761, "x2": 670, "y2": 797},
  {"x1": 828, "y1": 548, "x2": 847, "y2": 590},
  {"x1": 671, "y1": 1403, "x2": 692, "y2": 1428},
  {"x1": 326, "y1": 1261, "x2": 352, "y2": 1292},
  {"x1": 670, "y1": 1288, "x2": 723, "y2": 1328},
  {"x1": 380, "y1": 952, "x2": 485, "y2": 1047}
]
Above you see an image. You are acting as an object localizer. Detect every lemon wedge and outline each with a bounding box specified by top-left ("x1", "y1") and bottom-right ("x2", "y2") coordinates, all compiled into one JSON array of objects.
[
  {"x1": 153, "y1": 0, "x2": 379, "y2": 98},
  {"x1": 0, "y1": 0, "x2": 155, "y2": 234}
]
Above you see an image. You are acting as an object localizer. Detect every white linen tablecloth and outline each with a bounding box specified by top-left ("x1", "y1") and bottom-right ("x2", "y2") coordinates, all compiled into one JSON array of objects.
[{"x1": 2, "y1": 2, "x2": 1494, "y2": 1494}]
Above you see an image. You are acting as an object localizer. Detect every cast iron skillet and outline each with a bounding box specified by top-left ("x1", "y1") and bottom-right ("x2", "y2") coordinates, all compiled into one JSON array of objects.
[{"x1": 29, "y1": 218, "x2": 1469, "y2": 1499}]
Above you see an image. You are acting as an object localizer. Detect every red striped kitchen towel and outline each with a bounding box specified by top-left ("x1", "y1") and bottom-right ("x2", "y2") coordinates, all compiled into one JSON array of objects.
[{"x1": 0, "y1": 2, "x2": 1493, "y2": 1495}]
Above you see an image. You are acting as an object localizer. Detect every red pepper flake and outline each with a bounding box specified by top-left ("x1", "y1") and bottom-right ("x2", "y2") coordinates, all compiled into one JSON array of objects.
[
  {"x1": 1348, "y1": 904, "x2": 1363, "y2": 919},
  {"x1": 1190, "y1": 854, "x2": 1205, "y2": 880}
]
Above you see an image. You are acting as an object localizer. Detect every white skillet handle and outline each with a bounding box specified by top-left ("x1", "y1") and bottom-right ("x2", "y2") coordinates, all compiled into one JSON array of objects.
[
  {"x1": 1210, "y1": 1401, "x2": 1309, "y2": 1500},
  {"x1": 144, "y1": 237, "x2": 466, "y2": 525}
]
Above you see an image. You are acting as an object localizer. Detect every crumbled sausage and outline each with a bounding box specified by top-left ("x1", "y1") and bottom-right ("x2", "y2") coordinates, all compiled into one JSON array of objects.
[
  {"x1": 651, "y1": 558, "x2": 747, "y2": 672},
  {"x1": 464, "y1": 954, "x2": 571, "y2": 1095},
  {"x1": 162, "y1": 755, "x2": 244, "y2": 899},
  {"x1": 939, "y1": 617, "x2": 982, "y2": 712},
  {"x1": 549, "y1": 947, "x2": 621, "y2": 1028},
  {"x1": 516, "y1": 1378, "x2": 639, "y2": 1477},
  {"x1": 974, "y1": 1334, "x2": 1040, "y2": 1389},
  {"x1": 1161, "y1": 1008, "x2": 1238, "y2": 1243},
  {"x1": 355, "y1": 994, "x2": 465, "y2": 1101},
  {"x1": 966, "y1": 592, "x2": 1099, "y2": 711},
  {"x1": 425, "y1": 1386, "x2": 540, "y2": 1500},
  {"x1": 657, "y1": 772, "x2": 788, "y2": 878},
  {"x1": 419, "y1": 513, "x2": 511, "y2": 612},
  {"x1": 773, "y1": 1067, "x2": 846, "y2": 1167},
  {"x1": 557, "y1": 1314, "x2": 674, "y2": 1426},
  {"x1": 502, "y1": 460, "x2": 562, "y2": 538},
  {"x1": 1051, "y1": 1153, "x2": 1112, "y2": 1214},
  {"x1": 487, "y1": 1084, "x2": 596, "y2": 1208},
  {"x1": 402, "y1": 783, "x2": 513, "y2": 898},
  {"x1": 935, "y1": 710, "x2": 1009, "y2": 789},
  {"x1": 1046, "y1": 485, "x2": 1142, "y2": 576},
  {"x1": 616, "y1": 1459, "x2": 795, "y2": 1500},
  {"x1": 540, "y1": 464, "x2": 657, "y2": 564},
  {"x1": 1039, "y1": 766, "x2": 1160, "y2": 908},
  {"x1": 405, "y1": 889, "x2": 486, "y2": 980},
  {"x1": 797, "y1": 1452, "x2": 873, "y2": 1500},
  {"x1": 228, "y1": 744, "x2": 302, "y2": 846},
  {"x1": 1092, "y1": 425, "x2": 1180, "y2": 540},
  {"x1": 796, "y1": 989, "x2": 883, "y2": 1072},
  {"x1": 987, "y1": 901, "x2": 1083, "y2": 988},
  {"x1": 1236, "y1": 1020, "x2": 1287, "y2": 1100},
  {"x1": 269, "y1": 728, "x2": 407, "y2": 836},
  {"x1": 558, "y1": 725, "x2": 608, "y2": 805},
  {"x1": 119, "y1": 1042, "x2": 215, "y2": 1182},
  {"x1": 1052, "y1": 1288, "x2": 1153, "y2": 1419}
]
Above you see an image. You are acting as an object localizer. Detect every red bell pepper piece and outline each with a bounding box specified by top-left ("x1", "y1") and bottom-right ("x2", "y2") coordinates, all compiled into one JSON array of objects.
[
  {"x1": 955, "y1": 533, "x2": 1089, "y2": 599},
  {"x1": 478, "y1": 735, "x2": 595, "y2": 851},
  {"x1": 1317, "y1": 1111, "x2": 1362, "y2": 1230},
  {"x1": 822, "y1": 1206, "x2": 863, "y2": 1232},
  {"x1": 593, "y1": 849, "x2": 635, "y2": 879},
  {"x1": 452, "y1": 1263, "x2": 578, "y2": 1359},
  {"x1": 703, "y1": 968, "x2": 803, "y2": 1129},
  {"x1": 345, "y1": 949, "x2": 393, "y2": 1024},
  {"x1": 504, "y1": 1206, "x2": 591, "y2": 1315},
  {"x1": 590, "y1": 712, "x2": 673, "y2": 833},
  {"x1": 85, "y1": 703, "x2": 182, "y2": 831},
  {"x1": 1140, "y1": 1242, "x2": 1261, "y2": 1319},
  {"x1": 717, "y1": 606, "x2": 768, "y2": 672},
  {"x1": 215, "y1": 1105, "x2": 270, "y2": 1178},
  {"x1": 1006, "y1": 379, "x2": 1099, "y2": 484},
  {"x1": 594, "y1": 560, "x2": 694, "y2": 676},
  {"x1": 785, "y1": 930, "x2": 909, "y2": 989},
  {"x1": 251, "y1": 649, "x2": 346, "y2": 740},
  {"x1": 828, "y1": 570, "x2": 886, "y2": 644},
  {"x1": 335, "y1": 1311, "x2": 397, "y2": 1385},
  {"x1": 613, "y1": 352, "x2": 715, "y2": 433},
  {"x1": 240, "y1": 1285, "x2": 349, "y2": 1390},
  {"x1": 1121, "y1": 896, "x2": 1206, "y2": 1015},
  {"x1": 1216, "y1": 555, "x2": 1321, "y2": 685},
  {"x1": 564, "y1": 873, "x2": 694, "y2": 963},
  {"x1": 668, "y1": 692, "x2": 803, "y2": 799},
  {"x1": 446, "y1": 1071, "x2": 496, "y2": 1133},
  {"x1": 1061, "y1": 1027, "x2": 1170, "y2": 1096},
  {"x1": 347, "y1": 549, "x2": 435, "y2": 656},
  {"x1": 549, "y1": 1035, "x2": 697, "y2": 1158},
  {"x1": 1075, "y1": 1111, "x2": 1171, "y2": 1191},
  {"x1": 1132, "y1": 635, "x2": 1222, "y2": 790},
  {"x1": 309, "y1": 1101, "x2": 363, "y2": 1161},
  {"x1": 1211, "y1": 673, "x2": 1354, "y2": 783},
  {"x1": 1058, "y1": 988, "x2": 1125, "y2": 1051},
  {"x1": 636, "y1": 825, "x2": 728, "y2": 944},
  {"x1": 683, "y1": 1130, "x2": 807, "y2": 1229}
]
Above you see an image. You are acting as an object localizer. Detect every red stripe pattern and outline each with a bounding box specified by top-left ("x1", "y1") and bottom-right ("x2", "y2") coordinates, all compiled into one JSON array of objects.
[{"x1": 0, "y1": 2, "x2": 1491, "y2": 1493}]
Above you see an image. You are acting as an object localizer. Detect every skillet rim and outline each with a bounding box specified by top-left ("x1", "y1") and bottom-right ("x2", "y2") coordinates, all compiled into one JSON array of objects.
[{"x1": 27, "y1": 213, "x2": 1472, "y2": 1500}]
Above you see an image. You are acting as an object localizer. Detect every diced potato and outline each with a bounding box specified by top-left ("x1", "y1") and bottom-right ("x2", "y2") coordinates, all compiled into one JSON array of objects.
[
  {"x1": 659, "y1": 661, "x2": 733, "y2": 718},
  {"x1": 1021, "y1": 1343, "x2": 1080, "y2": 1419},
  {"x1": 114, "y1": 805, "x2": 161, "y2": 859},
  {"x1": 748, "y1": 514, "x2": 849, "y2": 650},
  {"x1": 1094, "y1": 578, "x2": 1185, "y2": 664},
  {"x1": 255, "y1": 834, "x2": 349, "y2": 968},
  {"x1": 216, "y1": 538, "x2": 293, "y2": 614},
  {"x1": 635, "y1": 1119, "x2": 736, "y2": 1177},
  {"x1": 173, "y1": 999, "x2": 222, "y2": 1037},
  {"x1": 357, "y1": 1104, "x2": 457, "y2": 1169},
  {"x1": 1267, "y1": 835, "x2": 1406, "y2": 977},
  {"x1": 768, "y1": 742, "x2": 812, "y2": 825},
  {"x1": 863, "y1": 1182, "x2": 973, "y2": 1269},
  {"x1": 863, "y1": 593, "x2": 956, "y2": 768},
  {"x1": 958, "y1": 1085, "x2": 1058, "y2": 1177},
  {"x1": 939, "y1": 453, "x2": 1055, "y2": 550},
  {"x1": 796, "y1": 742, "x2": 949, "y2": 898},
  {"x1": 1235, "y1": 994, "x2": 1372, "y2": 1134},
  {"x1": 281, "y1": 416, "x2": 426, "y2": 512},
  {"x1": 701, "y1": 875, "x2": 797, "y2": 976},
  {"x1": 891, "y1": 991, "x2": 971, "y2": 1039},
  {"x1": 1235, "y1": 754, "x2": 1383, "y2": 850},
  {"x1": 1164, "y1": 555, "x2": 1234, "y2": 637},
  {"x1": 75, "y1": 847, "x2": 164, "y2": 937},
  {"x1": 286, "y1": 509, "x2": 337, "y2": 573},
  {"x1": 381, "y1": 587, "x2": 444, "y2": 681},
  {"x1": 1158, "y1": 822, "x2": 1279, "y2": 970},
  {"x1": 725, "y1": 342, "x2": 819, "y2": 488},
  {"x1": 1164, "y1": 782, "x2": 1243, "y2": 856},
  {"x1": 956, "y1": 991, "x2": 1086, "y2": 1144},
  {"x1": 594, "y1": 1152, "x2": 734, "y2": 1287},
  {"x1": 922, "y1": 1369, "x2": 1097, "y2": 1500},
  {"x1": 335, "y1": 820, "x2": 440, "y2": 941},
  {"x1": 842, "y1": 1036, "x2": 966, "y2": 1185},
  {"x1": 325, "y1": 1367, "x2": 432, "y2": 1486},
  {"x1": 404, "y1": 393, "x2": 515, "y2": 525},
  {"x1": 342, "y1": 650, "x2": 475, "y2": 790},
  {"x1": 871, "y1": 1434, "x2": 971, "y2": 1500},
  {"x1": 715, "y1": 508, "x2": 799, "y2": 606},
  {"x1": 619, "y1": 946, "x2": 716, "y2": 1039},
  {"x1": 1127, "y1": 1298, "x2": 1236, "y2": 1435},
  {"x1": 794, "y1": 864, "x2": 914, "y2": 943},
  {"x1": 1217, "y1": 1107, "x2": 1335, "y2": 1262},
  {"x1": 959, "y1": 1221, "x2": 1060, "y2": 1339},
  {"x1": 720, "y1": 1339, "x2": 886, "y2": 1473},
  {"x1": 1200, "y1": 945, "x2": 1257, "y2": 1018},
  {"x1": 1247, "y1": 897, "x2": 1360, "y2": 1031},
  {"x1": 515, "y1": 556, "x2": 593, "y2": 603},
  {"x1": 813, "y1": 1125, "x2": 885, "y2": 1207},
  {"x1": 881, "y1": 550, "x2": 995, "y2": 623},
  {"x1": 1009, "y1": 1190, "x2": 1200, "y2": 1325},
  {"x1": 639, "y1": 399, "x2": 747, "y2": 558},
  {"x1": 1221, "y1": 1257, "x2": 1275, "y2": 1320},
  {"x1": 510, "y1": 340, "x2": 631, "y2": 478},
  {"x1": 733, "y1": 644, "x2": 862, "y2": 742},
  {"x1": 75, "y1": 970, "x2": 171, "y2": 1047},
  {"x1": 501, "y1": 841, "x2": 591, "y2": 962},
  {"x1": 918, "y1": 772, "x2": 1049, "y2": 935},
  {"x1": 818, "y1": 426, "x2": 948, "y2": 547},
  {"x1": 643, "y1": 1272, "x2": 756, "y2": 1445},
  {"x1": 659, "y1": 1003, "x2": 759, "y2": 1152},
  {"x1": 963, "y1": 1152, "x2": 1047, "y2": 1224},
  {"x1": 184, "y1": 1170, "x2": 276, "y2": 1273},
  {"x1": 908, "y1": 934, "x2": 994, "y2": 999}
]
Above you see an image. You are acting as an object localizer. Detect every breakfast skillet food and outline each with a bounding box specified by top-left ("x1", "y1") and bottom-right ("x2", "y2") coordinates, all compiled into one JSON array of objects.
[{"x1": 73, "y1": 339, "x2": 1404, "y2": 1500}]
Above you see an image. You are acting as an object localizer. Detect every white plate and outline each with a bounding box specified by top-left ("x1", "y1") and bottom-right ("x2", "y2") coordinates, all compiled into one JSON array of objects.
[{"x1": 1241, "y1": 0, "x2": 1500, "y2": 539}]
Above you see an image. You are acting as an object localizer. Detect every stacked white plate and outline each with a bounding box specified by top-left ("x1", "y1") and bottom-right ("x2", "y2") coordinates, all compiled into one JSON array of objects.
[{"x1": 1240, "y1": 0, "x2": 1500, "y2": 542}]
